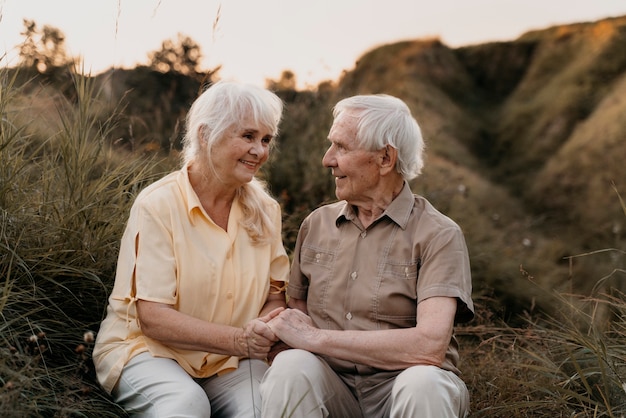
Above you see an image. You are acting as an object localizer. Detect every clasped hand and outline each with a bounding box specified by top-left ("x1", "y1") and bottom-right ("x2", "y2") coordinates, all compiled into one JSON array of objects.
[
  {"x1": 236, "y1": 308, "x2": 284, "y2": 359},
  {"x1": 266, "y1": 308, "x2": 319, "y2": 351}
]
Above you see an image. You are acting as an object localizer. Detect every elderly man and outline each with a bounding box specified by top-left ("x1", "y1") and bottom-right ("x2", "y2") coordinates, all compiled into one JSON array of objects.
[{"x1": 261, "y1": 94, "x2": 474, "y2": 418}]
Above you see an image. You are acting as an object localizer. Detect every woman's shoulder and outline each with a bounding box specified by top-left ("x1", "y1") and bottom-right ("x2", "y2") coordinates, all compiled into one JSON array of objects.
[{"x1": 132, "y1": 170, "x2": 184, "y2": 210}]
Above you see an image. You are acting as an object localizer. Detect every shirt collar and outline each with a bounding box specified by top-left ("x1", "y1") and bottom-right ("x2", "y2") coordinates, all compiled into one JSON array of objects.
[
  {"x1": 179, "y1": 163, "x2": 202, "y2": 220},
  {"x1": 336, "y1": 181, "x2": 414, "y2": 230},
  {"x1": 179, "y1": 164, "x2": 243, "y2": 228}
]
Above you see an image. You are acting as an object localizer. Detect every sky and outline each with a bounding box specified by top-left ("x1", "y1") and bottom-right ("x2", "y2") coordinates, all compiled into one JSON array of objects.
[{"x1": 1, "y1": 0, "x2": 626, "y2": 89}]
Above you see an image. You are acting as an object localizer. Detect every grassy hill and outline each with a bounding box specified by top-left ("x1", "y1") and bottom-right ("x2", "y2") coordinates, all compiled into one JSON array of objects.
[
  {"x1": 323, "y1": 15, "x2": 626, "y2": 314},
  {"x1": 1, "y1": 14, "x2": 625, "y2": 417}
]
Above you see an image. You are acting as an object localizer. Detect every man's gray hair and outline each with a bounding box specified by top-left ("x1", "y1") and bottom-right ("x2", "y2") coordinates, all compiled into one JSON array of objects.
[{"x1": 333, "y1": 94, "x2": 425, "y2": 180}]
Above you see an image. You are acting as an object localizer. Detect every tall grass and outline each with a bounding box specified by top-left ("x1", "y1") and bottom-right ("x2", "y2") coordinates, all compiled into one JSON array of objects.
[
  {"x1": 0, "y1": 65, "x2": 170, "y2": 416},
  {"x1": 461, "y1": 219, "x2": 626, "y2": 417},
  {"x1": 462, "y1": 290, "x2": 626, "y2": 417}
]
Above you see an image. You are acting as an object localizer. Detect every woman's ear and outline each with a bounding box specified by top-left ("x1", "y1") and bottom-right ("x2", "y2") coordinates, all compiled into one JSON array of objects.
[
  {"x1": 198, "y1": 124, "x2": 210, "y2": 149},
  {"x1": 198, "y1": 124, "x2": 211, "y2": 154}
]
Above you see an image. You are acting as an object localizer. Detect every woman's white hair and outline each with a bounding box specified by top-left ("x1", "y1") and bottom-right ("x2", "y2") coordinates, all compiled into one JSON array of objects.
[
  {"x1": 333, "y1": 94, "x2": 425, "y2": 180},
  {"x1": 181, "y1": 81, "x2": 284, "y2": 244}
]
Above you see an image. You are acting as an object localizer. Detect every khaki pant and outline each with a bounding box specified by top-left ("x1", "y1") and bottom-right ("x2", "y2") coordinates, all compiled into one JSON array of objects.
[
  {"x1": 260, "y1": 349, "x2": 470, "y2": 418},
  {"x1": 112, "y1": 352, "x2": 267, "y2": 417}
]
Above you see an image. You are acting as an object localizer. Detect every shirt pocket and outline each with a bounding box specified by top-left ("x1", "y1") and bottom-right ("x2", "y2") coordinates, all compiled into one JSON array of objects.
[
  {"x1": 376, "y1": 260, "x2": 419, "y2": 327},
  {"x1": 300, "y1": 246, "x2": 335, "y2": 270}
]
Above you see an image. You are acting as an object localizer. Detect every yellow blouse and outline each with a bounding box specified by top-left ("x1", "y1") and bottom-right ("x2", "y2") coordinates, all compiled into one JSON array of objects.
[{"x1": 93, "y1": 167, "x2": 289, "y2": 394}]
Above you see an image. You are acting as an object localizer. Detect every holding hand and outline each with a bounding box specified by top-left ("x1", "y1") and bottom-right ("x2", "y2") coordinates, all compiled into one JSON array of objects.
[
  {"x1": 266, "y1": 308, "x2": 320, "y2": 351},
  {"x1": 235, "y1": 307, "x2": 284, "y2": 359}
]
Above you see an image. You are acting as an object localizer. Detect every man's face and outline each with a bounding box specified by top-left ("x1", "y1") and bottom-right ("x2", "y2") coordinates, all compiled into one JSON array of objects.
[{"x1": 322, "y1": 112, "x2": 381, "y2": 204}]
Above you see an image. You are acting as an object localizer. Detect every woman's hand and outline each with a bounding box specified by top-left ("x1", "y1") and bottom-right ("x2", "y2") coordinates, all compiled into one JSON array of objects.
[{"x1": 234, "y1": 307, "x2": 284, "y2": 359}]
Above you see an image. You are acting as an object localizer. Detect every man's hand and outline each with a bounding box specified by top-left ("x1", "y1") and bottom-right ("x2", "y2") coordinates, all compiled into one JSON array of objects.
[{"x1": 266, "y1": 308, "x2": 321, "y2": 351}]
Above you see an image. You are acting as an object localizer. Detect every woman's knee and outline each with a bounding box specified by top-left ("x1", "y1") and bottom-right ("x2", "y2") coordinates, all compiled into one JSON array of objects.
[
  {"x1": 114, "y1": 354, "x2": 212, "y2": 417},
  {"x1": 152, "y1": 382, "x2": 211, "y2": 417}
]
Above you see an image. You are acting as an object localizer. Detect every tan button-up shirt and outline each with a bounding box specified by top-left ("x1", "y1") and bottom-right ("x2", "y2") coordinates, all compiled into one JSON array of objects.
[
  {"x1": 288, "y1": 182, "x2": 473, "y2": 376},
  {"x1": 93, "y1": 167, "x2": 289, "y2": 393}
]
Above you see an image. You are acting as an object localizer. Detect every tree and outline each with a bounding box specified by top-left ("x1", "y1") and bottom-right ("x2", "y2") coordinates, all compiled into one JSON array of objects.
[
  {"x1": 148, "y1": 34, "x2": 202, "y2": 75},
  {"x1": 18, "y1": 19, "x2": 73, "y2": 73},
  {"x1": 266, "y1": 70, "x2": 298, "y2": 91}
]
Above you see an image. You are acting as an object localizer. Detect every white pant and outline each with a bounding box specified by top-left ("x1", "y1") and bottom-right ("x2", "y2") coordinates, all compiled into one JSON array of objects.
[
  {"x1": 112, "y1": 352, "x2": 267, "y2": 417},
  {"x1": 260, "y1": 349, "x2": 470, "y2": 418}
]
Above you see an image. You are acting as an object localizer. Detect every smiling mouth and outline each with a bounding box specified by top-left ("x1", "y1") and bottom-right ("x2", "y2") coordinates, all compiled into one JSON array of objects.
[{"x1": 240, "y1": 159, "x2": 258, "y2": 168}]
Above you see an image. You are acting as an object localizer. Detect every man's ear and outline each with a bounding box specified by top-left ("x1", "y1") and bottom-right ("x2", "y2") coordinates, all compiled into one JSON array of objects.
[{"x1": 379, "y1": 145, "x2": 398, "y2": 175}]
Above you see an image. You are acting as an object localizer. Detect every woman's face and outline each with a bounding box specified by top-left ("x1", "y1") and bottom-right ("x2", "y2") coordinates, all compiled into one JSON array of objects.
[{"x1": 209, "y1": 118, "x2": 274, "y2": 187}]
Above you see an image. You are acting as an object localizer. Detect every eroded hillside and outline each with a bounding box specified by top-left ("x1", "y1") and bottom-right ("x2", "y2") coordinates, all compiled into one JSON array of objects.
[
  {"x1": 292, "y1": 15, "x2": 626, "y2": 314},
  {"x1": 12, "y1": 14, "x2": 625, "y2": 317}
]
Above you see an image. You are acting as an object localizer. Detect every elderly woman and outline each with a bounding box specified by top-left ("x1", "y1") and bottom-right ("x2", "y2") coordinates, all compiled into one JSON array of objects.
[{"x1": 93, "y1": 81, "x2": 289, "y2": 417}]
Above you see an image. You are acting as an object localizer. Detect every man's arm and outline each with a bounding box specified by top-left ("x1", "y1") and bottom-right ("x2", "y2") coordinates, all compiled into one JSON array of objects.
[
  {"x1": 287, "y1": 297, "x2": 307, "y2": 313},
  {"x1": 269, "y1": 296, "x2": 456, "y2": 370}
]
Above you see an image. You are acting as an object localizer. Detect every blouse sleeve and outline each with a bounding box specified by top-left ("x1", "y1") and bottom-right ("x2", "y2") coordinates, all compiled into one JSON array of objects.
[{"x1": 132, "y1": 200, "x2": 178, "y2": 305}]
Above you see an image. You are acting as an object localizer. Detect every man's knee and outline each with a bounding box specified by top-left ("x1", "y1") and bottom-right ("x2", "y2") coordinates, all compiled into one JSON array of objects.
[
  {"x1": 264, "y1": 349, "x2": 320, "y2": 381},
  {"x1": 395, "y1": 365, "x2": 446, "y2": 390},
  {"x1": 391, "y1": 366, "x2": 469, "y2": 417}
]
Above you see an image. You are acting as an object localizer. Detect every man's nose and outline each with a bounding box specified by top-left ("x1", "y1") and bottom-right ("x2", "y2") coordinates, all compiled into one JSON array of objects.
[{"x1": 322, "y1": 148, "x2": 334, "y2": 167}]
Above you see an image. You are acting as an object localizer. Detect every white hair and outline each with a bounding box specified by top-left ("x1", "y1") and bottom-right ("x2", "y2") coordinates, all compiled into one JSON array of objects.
[
  {"x1": 181, "y1": 81, "x2": 284, "y2": 244},
  {"x1": 333, "y1": 94, "x2": 425, "y2": 180}
]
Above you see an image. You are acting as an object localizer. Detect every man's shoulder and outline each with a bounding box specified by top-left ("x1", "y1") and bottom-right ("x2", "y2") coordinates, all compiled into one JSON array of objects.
[
  {"x1": 413, "y1": 194, "x2": 462, "y2": 231},
  {"x1": 307, "y1": 200, "x2": 345, "y2": 219}
]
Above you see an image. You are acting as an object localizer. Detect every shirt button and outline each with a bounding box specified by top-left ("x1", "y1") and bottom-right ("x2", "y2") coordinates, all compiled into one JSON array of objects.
[
  {"x1": 346, "y1": 312, "x2": 352, "y2": 320},
  {"x1": 315, "y1": 253, "x2": 321, "y2": 262},
  {"x1": 351, "y1": 271, "x2": 357, "y2": 280},
  {"x1": 360, "y1": 231, "x2": 366, "y2": 238}
]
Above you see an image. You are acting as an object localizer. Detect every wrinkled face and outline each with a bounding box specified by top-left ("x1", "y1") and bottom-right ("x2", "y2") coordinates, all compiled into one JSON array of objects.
[
  {"x1": 322, "y1": 112, "x2": 381, "y2": 204},
  {"x1": 209, "y1": 118, "x2": 273, "y2": 186}
]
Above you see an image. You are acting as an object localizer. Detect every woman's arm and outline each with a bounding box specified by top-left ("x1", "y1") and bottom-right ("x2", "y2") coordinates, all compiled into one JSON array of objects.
[
  {"x1": 259, "y1": 288, "x2": 287, "y2": 317},
  {"x1": 136, "y1": 299, "x2": 281, "y2": 359}
]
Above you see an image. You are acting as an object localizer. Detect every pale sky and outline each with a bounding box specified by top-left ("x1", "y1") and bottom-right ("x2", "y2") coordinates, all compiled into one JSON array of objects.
[{"x1": 2, "y1": 0, "x2": 626, "y2": 89}]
